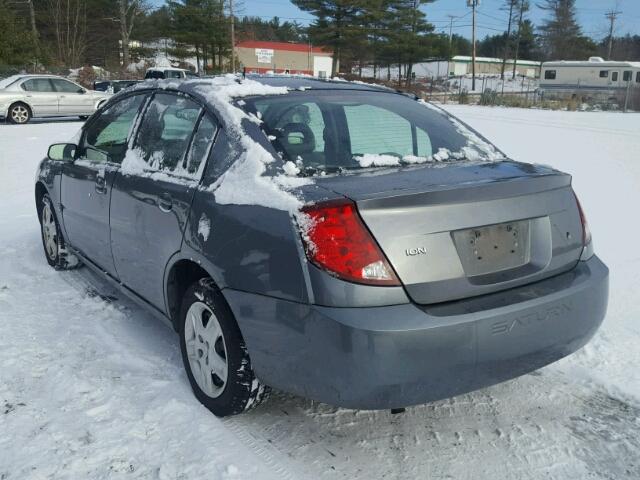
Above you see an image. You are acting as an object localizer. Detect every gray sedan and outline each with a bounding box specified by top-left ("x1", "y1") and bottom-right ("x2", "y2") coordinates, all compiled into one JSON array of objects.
[
  {"x1": 0, "y1": 74, "x2": 110, "y2": 124},
  {"x1": 34, "y1": 76, "x2": 608, "y2": 417}
]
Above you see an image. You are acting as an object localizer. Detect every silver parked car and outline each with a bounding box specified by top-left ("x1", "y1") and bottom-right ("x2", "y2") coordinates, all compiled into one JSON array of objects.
[{"x1": 0, "y1": 74, "x2": 110, "y2": 124}]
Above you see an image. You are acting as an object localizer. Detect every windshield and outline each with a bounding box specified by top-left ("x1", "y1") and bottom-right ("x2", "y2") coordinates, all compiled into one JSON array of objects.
[{"x1": 241, "y1": 90, "x2": 500, "y2": 175}]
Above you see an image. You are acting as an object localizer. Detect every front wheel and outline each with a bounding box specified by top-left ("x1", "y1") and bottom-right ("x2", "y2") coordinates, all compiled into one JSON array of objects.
[
  {"x1": 40, "y1": 194, "x2": 80, "y2": 270},
  {"x1": 179, "y1": 278, "x2": 270, "y2": 417}
]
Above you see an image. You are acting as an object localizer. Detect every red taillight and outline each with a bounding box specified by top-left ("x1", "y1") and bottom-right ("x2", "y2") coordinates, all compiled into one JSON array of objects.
[
  {"x1": 573, "y1": 191, "x2": 592, "y2": 246},
  {"x1": 300, "y1": 200, "x2": 400, "y2": 286}
]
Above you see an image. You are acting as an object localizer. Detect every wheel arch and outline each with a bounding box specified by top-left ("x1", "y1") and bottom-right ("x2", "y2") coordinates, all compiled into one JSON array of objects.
[
  {"x1": 9, "y1": 100, "x2": 33, "y2": 116},
  {"x1": 164, "y1": 256, "x2": 220, "y2": 331},
  {"x1": 35, "y1": 181, "x2": 48, "y2": 222}
]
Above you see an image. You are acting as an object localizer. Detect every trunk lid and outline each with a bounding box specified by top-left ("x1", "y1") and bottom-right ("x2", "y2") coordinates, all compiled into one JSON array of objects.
[{"x1": 314, "y1": 161, "x2": 584, "y2": 304}]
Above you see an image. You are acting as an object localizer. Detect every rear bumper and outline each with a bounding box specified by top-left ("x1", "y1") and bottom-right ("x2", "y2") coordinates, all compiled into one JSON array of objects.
[{"x1": 224, "y1": 256, "x2": 609, "y2": 410}]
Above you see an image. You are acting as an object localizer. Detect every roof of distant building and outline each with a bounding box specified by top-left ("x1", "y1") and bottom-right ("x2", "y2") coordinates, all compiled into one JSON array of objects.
[
  {"x1": 452, "y1": 56, "x2": 541, "y2": 67},
  {"x1": 236, "y1": 40, "x2": 332, "y2": 55}
]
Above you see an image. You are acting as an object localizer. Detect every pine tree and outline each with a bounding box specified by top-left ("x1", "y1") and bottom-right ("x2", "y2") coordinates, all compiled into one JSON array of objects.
[
  {"x1": 291, "y1": 0, "x2": 367, "y2": 76},
  {"x1": 538, "y1": 0, "x2": 595, "y2": 60},
  {"x1": 386, "y1": 0, "x2": 437, "y2": 85},
  {"x1": 0, "y1": 0, "x2": 37, "y2": 67}
]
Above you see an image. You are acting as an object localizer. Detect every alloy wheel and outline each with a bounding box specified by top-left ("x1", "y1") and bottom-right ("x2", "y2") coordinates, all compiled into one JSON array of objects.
[
  {"x1": 184, "y1": 301, "x2": 228, "y2": 398},
  {"x1": 11, "y1": 105, "x2": 29, "y2": 124},
  {"x1": 41, "y1": 202, "x2": 58, "y2": 260}
]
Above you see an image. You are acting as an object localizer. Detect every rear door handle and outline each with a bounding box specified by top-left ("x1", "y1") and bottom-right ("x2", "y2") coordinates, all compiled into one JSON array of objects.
[
  {"x1": 95, "y1": 175, "x2": 107, "y2": 194},
  {"x1": 158, "y1": 193, "x2": 173, "y2": 212}
]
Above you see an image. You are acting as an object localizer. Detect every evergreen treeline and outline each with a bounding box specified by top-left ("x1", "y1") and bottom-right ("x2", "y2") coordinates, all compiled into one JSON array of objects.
[{"x1": 1, "y1": 0, "x2": 640, "y2": 78}]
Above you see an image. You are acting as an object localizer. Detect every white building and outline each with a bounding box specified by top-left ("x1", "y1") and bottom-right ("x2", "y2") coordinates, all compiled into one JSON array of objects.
[
  {"x1": 360, "y1": 56, "x2": 541, "y2": 81},
  {"x1": 447, "y1": 56, "x2": 541, "y2": 78}
]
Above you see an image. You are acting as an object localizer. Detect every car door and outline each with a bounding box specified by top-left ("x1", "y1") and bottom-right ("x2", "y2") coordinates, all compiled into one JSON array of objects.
[
  {"x1": 20, "y1": 78, "x2": 58, "y2": 115},
  {"x1": 110, "y1": 92, "x2": 215, "y2": 310},
  {"x1": 51, "y1": 78, "x2": 94, "y2": 115},
  {"x1": 60, "y1": 93, "x2": 148, "y2": 276}
]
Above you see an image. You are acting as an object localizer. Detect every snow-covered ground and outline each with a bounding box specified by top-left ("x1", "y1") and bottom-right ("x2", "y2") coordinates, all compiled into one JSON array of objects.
[{"x1": 1, "y1": 108, "x2": 639, "y2": 479}]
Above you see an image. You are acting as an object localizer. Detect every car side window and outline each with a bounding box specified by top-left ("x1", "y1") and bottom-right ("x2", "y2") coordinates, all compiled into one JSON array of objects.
[
  {"x1": 52, "y1": 79, "x2": 82, "y2": 93},
  {"x1": 22, "y1": 78, "x2": 55, "y2": 92},
  {"x1": 166, "y1": 70, "x2": 183, "y2": 79},
  {"x1": 185, "y1": 114, "x2": 218, "y2": 177},
  {"x1": 134, "y1": 93, "x2": 202, "y2": 175},
  {"x1": 81, "y1": 94, "x2": 146, "y2": 164}
]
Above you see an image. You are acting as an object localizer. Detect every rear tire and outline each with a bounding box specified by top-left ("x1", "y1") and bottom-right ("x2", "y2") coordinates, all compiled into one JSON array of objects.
[
  {"x1": 8, "y1": 102, "x2": 31, "y2": 124},
  {"x1": 179, "y1": 278, "x2": 270, "y2": 417},
  {"x1": 40, "y1": 194, "x2": 81, "y2": 270}
]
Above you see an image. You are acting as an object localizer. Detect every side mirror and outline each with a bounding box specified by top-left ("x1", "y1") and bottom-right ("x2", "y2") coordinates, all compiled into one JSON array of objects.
[
  {"x1": 78, "y1": 88, "x2": 86, "y2": 94},
  {"x1": 48, "y1": 143, "x2": 76, "y2": 162}
]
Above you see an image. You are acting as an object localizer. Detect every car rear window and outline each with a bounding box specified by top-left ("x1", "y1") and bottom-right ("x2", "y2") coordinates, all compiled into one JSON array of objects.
[{"x1": 240, "y1": 90, "x2": 492, "y2": 175}]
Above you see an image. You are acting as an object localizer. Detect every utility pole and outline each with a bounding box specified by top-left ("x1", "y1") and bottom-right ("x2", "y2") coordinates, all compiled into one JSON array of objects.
[
  {"x1": 447, "y1": 15, "x2": 456, "y2": 47},
  {"x1": 230, "y1": 0, "x2": 236, "y2": 73},
  {"x1": 468, "y1": 0, "x2": 479, "y2": 92},
  {"x1": 512, "y1": 0, "x2": 527, "y2": 80},
  {"x1": 605, "y1": 9, "x2": 621, "y2": 60},
  {"x1": 446, "y1": 15, "x2": 457, "y2": 80}
]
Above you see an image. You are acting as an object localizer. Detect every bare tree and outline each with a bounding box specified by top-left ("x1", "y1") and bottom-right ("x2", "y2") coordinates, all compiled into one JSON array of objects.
[
  {"x1": 45, "y1": 0, "x2": 87, "y2": 66},
  {"x1": 115, "y1": 0, "x2": 148, "y2": 67}
]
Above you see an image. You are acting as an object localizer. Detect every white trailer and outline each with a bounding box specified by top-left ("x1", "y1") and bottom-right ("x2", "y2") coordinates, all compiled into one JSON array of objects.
[{"x1": 540, "y1": 57, "x2": 640, "y2": 97}]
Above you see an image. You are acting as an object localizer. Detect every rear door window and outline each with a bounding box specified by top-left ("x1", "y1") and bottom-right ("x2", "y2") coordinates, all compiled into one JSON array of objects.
[
  {"x1": 133, "y1": 93, "x2": 202, "y2": 176},
  {"x1": 185, "y1": 114, "x2": 218, "y2": 177},
  {"x1": 22, "y1": 78, "x2": 55, "y2": 92}
]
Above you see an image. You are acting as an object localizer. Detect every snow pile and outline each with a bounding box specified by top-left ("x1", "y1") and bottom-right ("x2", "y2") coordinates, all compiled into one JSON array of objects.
[
  {"x1": 282, "y1": 161, "x2": 301, "y2": 176},
  {"x1": 198, "y1": 213, "x2": 211, "y2": 241},
  {"x1": 352, "y1": 146, "x2": 487, "y2": 169},
  {"x1": 355, "y1": 154, "x2": 400, "y2": 168}
]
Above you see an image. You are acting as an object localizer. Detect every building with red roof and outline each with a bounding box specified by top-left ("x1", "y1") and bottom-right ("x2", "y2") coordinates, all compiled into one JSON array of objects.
[{"x1": 236, "y1": 40, "x2": 334, "y2": 77}]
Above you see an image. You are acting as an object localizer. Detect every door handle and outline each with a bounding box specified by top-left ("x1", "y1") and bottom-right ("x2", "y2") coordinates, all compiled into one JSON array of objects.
[
  {"x1": 95, "y1": 175, "x2": 107, "y2": 194},
  {"x1": 158, "y1": 193, "x2": 173, "y2": 213}
]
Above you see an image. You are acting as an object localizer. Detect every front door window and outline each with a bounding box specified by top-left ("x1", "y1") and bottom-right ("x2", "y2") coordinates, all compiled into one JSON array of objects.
[{"x1": 81, "y1": 94, "x2": 147, "y2": 164}]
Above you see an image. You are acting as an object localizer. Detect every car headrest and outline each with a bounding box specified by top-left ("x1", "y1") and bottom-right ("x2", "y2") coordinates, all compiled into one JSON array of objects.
[{"x1": 278, "y1": 122, "x2": 315, "y2": 157}]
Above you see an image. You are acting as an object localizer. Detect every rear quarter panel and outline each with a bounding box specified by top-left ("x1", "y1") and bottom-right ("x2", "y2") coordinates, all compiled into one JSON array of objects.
[{"x1": 182, "y1": 127, "x2": 315, "y2": 303}]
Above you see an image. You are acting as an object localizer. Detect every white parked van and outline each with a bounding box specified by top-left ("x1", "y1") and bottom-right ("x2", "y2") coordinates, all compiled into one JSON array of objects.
[{"x1": 144, "y1": 67, "x2": 199, "y2": 80}]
